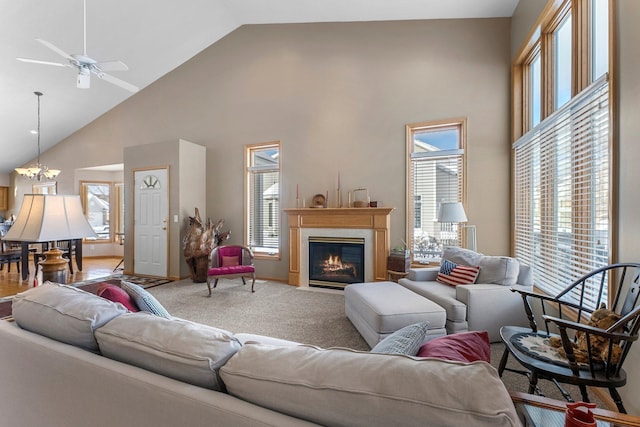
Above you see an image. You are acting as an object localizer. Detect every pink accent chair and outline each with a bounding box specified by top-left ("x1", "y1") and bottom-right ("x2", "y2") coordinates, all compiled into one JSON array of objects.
[{"x1": 206, "y1": 245, "x2": 256, "y2": 296}]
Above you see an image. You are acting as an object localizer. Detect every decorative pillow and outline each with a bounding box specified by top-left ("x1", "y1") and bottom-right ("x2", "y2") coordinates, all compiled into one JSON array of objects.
[
  {"x1": 442, "y1": 247, "x2": 520, "y2": 286},
  {"x1": 370, "y1": 322, "x2": 429, "y2": 356},
  {"x1": 417, "y1": 331, "x2": 491, "y2": 363},
  {"x1": 95, "y1": 312, "x2": 241, "y2": 391},
  {"x1": 11, "y1": 282, "x2": 127, "y2": 352},
  {"x1": 475, "y1": 256, "x2": 520, "y2": 286},
  {"x1": 436, "y1": 259, "x2": 480, "y2": 286},
  {"x1": 97, "y1": 283, "x2": 139, "y2": 312},
  {"x1": 221, "y1": 255, "x2": 240, "y2": 267},
  {"x1": 220, "y1": 344, "x2": 521, "y2": 427},
  {"x1": 120, "y1": 280, "x2": 171, "y2": 318}
]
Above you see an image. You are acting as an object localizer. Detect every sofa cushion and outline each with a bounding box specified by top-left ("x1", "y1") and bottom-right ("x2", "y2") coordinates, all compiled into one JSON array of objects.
[
  {"x1": 220, "y1": 343, "x2": 520, "y2": 427},
  {"x1": 417, "y1": 331, "x2": 490, "y2": 363},
  {"x1": 120, "y1": 280, "x2": 171, "y2": 318},
  {"x1": 436, "y1": 260, "x2": 480, "y2": 286},
  {"x1": 97, "y1": 283, "x2": 139, "y2": 312},
  {"x1": 95, "y1": 312, "x2": 241, "y2": 391},
  {"x1": 442, "y1": 247, "x2": 520, "y2": 286},
  {"x1": 397, "y1": 279, "x2": 467, "y2": 323},
  {"x1": 11, "y1": 281, "x2": 127, "y2": 352},
  {"x1": 370, "y1": 322, "x2": 429, "y2": 355}
]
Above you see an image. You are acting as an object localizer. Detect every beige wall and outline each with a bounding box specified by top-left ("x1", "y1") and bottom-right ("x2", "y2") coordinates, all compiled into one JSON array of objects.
[
  {"x1": 123, "y1": 139, "x2": 206, "y2": 279},
  {"x1": 615, "y1": 0, "x2": 640, "y2": 416},
  {"x1": 30, "y1": 19, "x2": 512, "y2": 281}
]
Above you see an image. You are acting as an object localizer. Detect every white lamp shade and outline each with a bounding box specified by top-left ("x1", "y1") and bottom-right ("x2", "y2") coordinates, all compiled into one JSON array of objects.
[
  {"x1": 438, "y1": 202, "x2": 468, "y2": 223},
  {"x1": 3, "y1": 194, "x2": 97, "y2": 242}
]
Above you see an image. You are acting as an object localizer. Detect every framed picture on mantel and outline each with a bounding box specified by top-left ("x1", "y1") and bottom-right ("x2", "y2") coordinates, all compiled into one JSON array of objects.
[{"x1": 32, "y1": 182, "x2": 57, "y2": 195}]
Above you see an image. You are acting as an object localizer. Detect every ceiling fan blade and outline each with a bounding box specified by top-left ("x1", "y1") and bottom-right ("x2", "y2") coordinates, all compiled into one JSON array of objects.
[
  {"x1": 95, "y1": 60, "x2": 129, "y2": 71},
  {"x1": 16, "y1": 57, "x2": 70, "y2": 67},
  {"x1": 98, "y1": 72, "x2": 139, "y2": 93},
  {"x1": 36, "y1": 38, "x2": 75, "y2": 62}
]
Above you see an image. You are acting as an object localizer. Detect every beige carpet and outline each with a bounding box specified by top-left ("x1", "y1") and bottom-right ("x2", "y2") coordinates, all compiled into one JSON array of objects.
[
  {"x1": 148, "y1": 278, "x2": 369, "y2": 350},
  {"x1": 148, "y1": 277, "x2": 611, "y2": 408}
]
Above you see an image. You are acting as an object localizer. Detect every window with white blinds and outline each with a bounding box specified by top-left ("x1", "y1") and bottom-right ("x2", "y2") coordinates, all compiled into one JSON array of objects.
[
  {"x1": 246, "y1": 142, "x2": 280, "y2": 257},
  {"x1": 406, "y1": 121, "x2": 465, "y2": 262},
  {"x1": 513, "y1": 75, "x2": 609, "y2": 310}
]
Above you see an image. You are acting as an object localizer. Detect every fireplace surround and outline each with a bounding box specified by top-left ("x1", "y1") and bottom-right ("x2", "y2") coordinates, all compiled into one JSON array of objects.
[
  {"x1": 308, "y1": 236, "x2": 365, "y2": 289},
  {"x1": 284, "y1": 207, "x2": 394, "y2": 287}
]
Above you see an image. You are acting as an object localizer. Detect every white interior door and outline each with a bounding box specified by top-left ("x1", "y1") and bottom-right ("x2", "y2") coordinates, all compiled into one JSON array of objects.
[{"x1": 134, "y1": 169, "x2": 168, "y2": 277}]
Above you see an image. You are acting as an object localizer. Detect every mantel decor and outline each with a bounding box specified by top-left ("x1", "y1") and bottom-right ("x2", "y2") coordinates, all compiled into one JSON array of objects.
[{"x1": 182, "y1": 208, "x2": 229, "y2": 283}]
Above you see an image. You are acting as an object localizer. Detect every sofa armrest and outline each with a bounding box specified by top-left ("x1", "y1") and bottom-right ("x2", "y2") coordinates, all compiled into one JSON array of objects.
[
  {"x1": 456, "y1": 284, "x2": 533, "y2": 342},
  {"x1": 407, "y1": 267, "x2": 439, "y2": 281}
]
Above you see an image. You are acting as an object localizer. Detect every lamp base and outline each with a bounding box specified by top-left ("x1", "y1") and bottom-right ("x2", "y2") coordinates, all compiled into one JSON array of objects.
[{"x1": 39, "y1": 248, "x2": 69, "y2": 284}]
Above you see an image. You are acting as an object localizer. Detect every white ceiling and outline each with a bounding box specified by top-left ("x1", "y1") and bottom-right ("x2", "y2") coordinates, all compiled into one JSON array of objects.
[{"x1": 0, "y1": 0, "x2": 519, "y2": 174}]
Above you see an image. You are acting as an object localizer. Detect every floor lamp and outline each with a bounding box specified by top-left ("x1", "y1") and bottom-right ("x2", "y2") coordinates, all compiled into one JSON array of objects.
[
  {"x1": 437, "y1": 202, "x2": 477, "y2": 252},
  {"x1": 4, "y1": 194, "x2": 97, "y2": 284}
]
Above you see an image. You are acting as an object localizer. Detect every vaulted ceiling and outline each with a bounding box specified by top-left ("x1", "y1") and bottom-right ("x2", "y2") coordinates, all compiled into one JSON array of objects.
[{"x1": 1, "y1": 0, "x2": 519, "y2": 174}]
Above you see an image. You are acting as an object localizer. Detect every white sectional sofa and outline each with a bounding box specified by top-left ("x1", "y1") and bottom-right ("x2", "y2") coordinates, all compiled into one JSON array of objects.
[
  {"x1": 398, "y1": 247, "x2": 534, "y2": 342},
  {"x1": 0, "y1": 282, "x2": 523, "y2": 427}
]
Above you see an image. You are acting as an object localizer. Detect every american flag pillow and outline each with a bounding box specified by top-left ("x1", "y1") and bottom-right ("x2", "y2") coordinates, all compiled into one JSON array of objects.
[{"x1": 436, "y1": 259, "x2": 480, "y2": 286}]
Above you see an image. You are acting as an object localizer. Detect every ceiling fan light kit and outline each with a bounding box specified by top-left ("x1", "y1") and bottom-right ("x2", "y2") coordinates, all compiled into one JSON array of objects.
[{"x1": 16, "y1": 0, "x2": 138, "y2": 93}]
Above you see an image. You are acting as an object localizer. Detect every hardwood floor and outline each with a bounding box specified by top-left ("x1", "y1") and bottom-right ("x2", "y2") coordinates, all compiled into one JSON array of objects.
[{"x1": 0, "y1": 256, "x2": 122, "y2": 298}]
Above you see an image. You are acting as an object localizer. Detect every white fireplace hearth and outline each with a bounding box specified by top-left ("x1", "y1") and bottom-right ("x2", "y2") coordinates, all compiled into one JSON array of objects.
[{"x1": 284, "y1": 208, "x2": 394, "y2": 287}]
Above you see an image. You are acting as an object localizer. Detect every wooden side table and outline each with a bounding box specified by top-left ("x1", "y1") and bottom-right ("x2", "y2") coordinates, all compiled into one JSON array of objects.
[
  {"x1": 511, "y1": 392, "x2": 640, "y2": 427},
  {"x1": 387, "y1": 270, "x2": 409, "y2": 283}
]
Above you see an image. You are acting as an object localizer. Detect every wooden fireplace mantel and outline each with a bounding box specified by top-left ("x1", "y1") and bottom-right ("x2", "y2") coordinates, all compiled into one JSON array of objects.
[{"x1": 284, "y1": 207, "x2": 394, "y2": 286}]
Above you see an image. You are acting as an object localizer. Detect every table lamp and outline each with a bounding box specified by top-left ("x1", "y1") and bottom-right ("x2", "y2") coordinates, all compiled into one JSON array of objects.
[
  {"x1": 3, "y1": 194, "x2": 97, "y2": 284},
  {"x1": 437, "y1": 202, "x2": 477, "y2": 252}
]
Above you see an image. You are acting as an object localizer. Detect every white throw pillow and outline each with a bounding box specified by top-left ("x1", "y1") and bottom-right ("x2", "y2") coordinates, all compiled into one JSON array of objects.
[
  {"x1": 95, "y1": 312, "x2": 241, "y2": 391},
  {"x1": 220, "y1": 343, "x2": 521, "y2": 427},
  {"x1": 12, "y1": 282, "x2": 127, "y2": 352}
]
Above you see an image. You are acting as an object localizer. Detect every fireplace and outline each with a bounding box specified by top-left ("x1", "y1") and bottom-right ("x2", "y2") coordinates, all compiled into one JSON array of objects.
[
  {"x1": 284, "y1": 207, "x2": 394, "y2": 286},
  {"x1": 308, "y1": 236, "x2": 365, "y2": 289}
]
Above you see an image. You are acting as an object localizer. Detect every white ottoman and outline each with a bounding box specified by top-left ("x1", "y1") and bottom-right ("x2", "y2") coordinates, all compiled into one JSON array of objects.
[{"x1": 345, "y1": 281, "x2": 447, "y2": 348}]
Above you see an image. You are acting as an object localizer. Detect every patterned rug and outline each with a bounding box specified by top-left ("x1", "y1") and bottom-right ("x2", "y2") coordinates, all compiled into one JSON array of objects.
[{"x1": 118, "y1": 274, "x2": 173, "y2": 289}]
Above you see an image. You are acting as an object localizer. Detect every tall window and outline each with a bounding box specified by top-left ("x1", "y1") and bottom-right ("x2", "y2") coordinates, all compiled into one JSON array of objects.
[
  {"x1": 554, "y1": 13, "x2": 572, "y2": 109},
  {"x1": 406, "y1": 119, "x2": 466, "y2": 263},
  {"x1": 245, "y1": 142, "x2": 280, "y2": 258},
  {"x1": 80, "y1": 181, "x2": 111, "y2": 242},
  {"x1": 513, "y1": 0, "x2": 611, "y2": 310}
]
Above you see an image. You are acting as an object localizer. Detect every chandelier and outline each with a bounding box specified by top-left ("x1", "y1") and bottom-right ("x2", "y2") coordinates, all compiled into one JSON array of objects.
[{"x1": 15, "y1": 91, "x2": 61, "y2": 181}]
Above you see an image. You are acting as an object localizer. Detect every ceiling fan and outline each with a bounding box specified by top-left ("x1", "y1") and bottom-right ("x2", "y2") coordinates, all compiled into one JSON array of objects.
[{"x1": 16, "y1": 0, "x2": 139, "y2": 93}]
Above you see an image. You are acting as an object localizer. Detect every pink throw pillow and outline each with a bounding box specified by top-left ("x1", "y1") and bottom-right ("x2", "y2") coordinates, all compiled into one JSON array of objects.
[
  {"x1": 221, "y1": 255, "x2": 240, "y2": 267},
  {"x1": 97, "y1": 283, "x2": 140, "y2": 312},
  {"x1": 417, "y1": 331, "x2": 490, "y2": 363}
]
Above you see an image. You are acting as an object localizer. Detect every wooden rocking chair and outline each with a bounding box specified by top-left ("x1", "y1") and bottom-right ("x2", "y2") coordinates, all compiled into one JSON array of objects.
[{"x1": 498, "y1": 263, "x2": 640, "y2": 413}]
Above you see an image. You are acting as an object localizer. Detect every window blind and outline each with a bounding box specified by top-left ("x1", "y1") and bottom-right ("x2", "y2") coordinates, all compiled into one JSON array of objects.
[
  {"x1": 408, "y1": 154, "x2": 464, "y2": 261},
  {"x1": 246, "y1": 144, "x2": 280, "y2": 256},
  {"x1": 248, "y1": 170, "x2": 279, "y2": 253},
  {"x1": 513, "y1": 74, "x2": 609, "y2": 310}
]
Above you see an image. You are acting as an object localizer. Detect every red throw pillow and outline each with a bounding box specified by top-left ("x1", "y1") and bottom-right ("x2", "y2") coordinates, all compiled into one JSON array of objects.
[
  {"x1": 97, "y1": 283, "x2": 140, "y2": 312},
  {"x1": 417, "y1": 331, "x2": 490, "y2": 363},
  {"x1": 221, "y1": 255, "x2": 240, "y2": 267}
]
